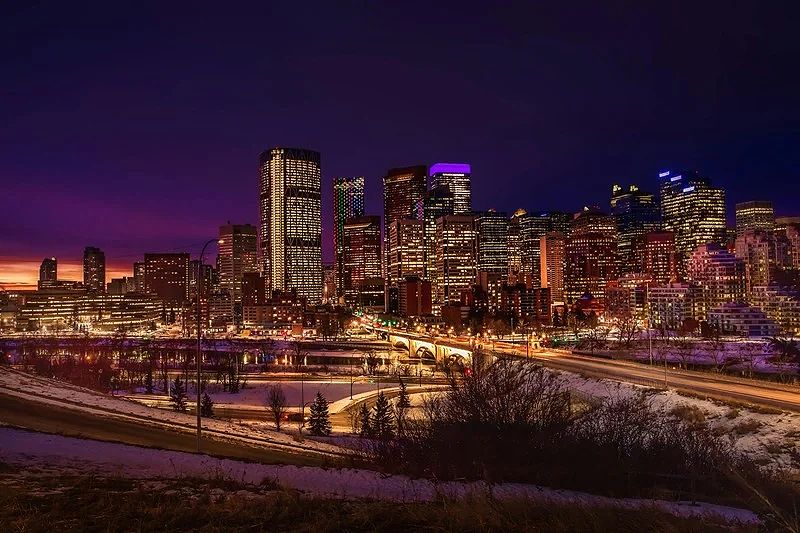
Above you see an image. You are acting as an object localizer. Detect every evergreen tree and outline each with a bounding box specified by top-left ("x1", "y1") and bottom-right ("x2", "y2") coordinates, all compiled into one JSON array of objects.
[
  {"x1": 372, "y1": 392, "x2": 395, "y2": 440},
  {"x1": 308, "y1": 392, "x2": 332, "y2": 436},
  {"x1": 358, "y1": 401, "x2": 372, "y2": 438},
  {"x1": 169, "y1": 377, "x2": 187, "y2": 412},
  {"x1": 397, "y1": 379, "x2": 411, "y2": 409},
  {"x1": 200, "y1": 391, "x2": 214, "y2": 417}
]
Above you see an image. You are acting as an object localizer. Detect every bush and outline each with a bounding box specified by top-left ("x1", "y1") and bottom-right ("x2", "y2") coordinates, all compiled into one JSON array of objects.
[
  {"x1": 669, "y1": 404, "x2": 706, "y2": 425},
  {"x1": 365, "y1": 358, "x2": 800, "y2": 520}
]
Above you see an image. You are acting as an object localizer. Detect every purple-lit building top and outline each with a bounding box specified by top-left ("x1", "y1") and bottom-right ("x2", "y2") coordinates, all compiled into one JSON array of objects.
[{"x1": 430, "y1": 163, "x2": 472, "y2": 215}]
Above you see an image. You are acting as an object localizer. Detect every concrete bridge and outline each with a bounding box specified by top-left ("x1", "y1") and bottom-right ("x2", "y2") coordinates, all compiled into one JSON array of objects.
[{"x1": 379, "y1": 330, "x2": 474, "y2": 365}]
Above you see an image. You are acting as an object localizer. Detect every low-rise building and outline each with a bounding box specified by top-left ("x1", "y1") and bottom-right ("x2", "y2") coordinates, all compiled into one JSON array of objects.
[
  {"x1": 647, "y1": 282, "x2": 701, "y2": 330},
  {"x1": 749, "y1": 284, "x2": 800, "y2": 335},
  {"x1": 15, "y1": 292, "x2": 161, "y2": 332},
  {"x1": 707, "y1": 302, "x2": 780, "y2": 338}
]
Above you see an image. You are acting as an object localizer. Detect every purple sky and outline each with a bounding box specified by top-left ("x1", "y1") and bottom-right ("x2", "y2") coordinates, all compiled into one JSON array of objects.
[{"x1": 2, "y1": 1, "x2": 800, "y2": 288}]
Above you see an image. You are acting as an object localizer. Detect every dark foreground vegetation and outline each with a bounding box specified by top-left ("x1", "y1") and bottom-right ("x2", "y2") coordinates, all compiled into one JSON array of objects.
[
  {"x1": 358, "y1": 359, "x2": 800, "y2": 531},
  {"x1": 0, "y1": 467, "x2": 753, "y2": 532}
]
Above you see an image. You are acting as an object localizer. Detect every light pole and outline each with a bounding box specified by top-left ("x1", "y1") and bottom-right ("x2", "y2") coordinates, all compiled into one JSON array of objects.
[{"x1": 196, "y1": 238, "x2": 219, "y2": 453}]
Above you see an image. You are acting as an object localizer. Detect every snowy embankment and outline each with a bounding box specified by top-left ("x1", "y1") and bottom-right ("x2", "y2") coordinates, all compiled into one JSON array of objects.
[
  {"x1": 558, "y1": 370, "x2": 800, "y2": 473},
  {"x1": 0, "y1": 367, "x2": 346, "y2": 457},
  {"x1": 0, "y1": 427, "x2": 759, "y2": 525}
]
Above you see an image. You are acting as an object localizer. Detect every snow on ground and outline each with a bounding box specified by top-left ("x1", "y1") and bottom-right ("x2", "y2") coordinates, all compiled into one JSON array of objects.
[
  {"x1": 0, "y1": 368, "x2": 346, "y2": 456},
  {"x1": 0, "y1": 426, "x2": 759, "y2": 524},
  {"x1": 204, "y1": 380, "x2": 380, "y2": 410},
  {"x1": 555, "y1": 369, "x2": 800, "y2": 473}
]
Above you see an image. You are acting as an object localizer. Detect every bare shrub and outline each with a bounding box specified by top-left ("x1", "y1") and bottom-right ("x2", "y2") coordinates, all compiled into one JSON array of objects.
[{"x1": 669, "y1": 404, "x2": 706, "y2": 425}]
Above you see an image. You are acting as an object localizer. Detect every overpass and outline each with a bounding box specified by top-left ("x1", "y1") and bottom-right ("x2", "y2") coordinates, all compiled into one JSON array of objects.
[{"x1": 371, "y1": 327, "x2": 474, "y2": 364}]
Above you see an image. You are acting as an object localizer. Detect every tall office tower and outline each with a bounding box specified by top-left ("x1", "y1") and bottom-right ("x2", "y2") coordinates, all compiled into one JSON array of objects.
[
  {"x1": 217, "y1": 223, "x2": 258, "y2": 303},
  {"x1": 388, "y1": 220, "x2": 425, "y2": 283},
  {"x1": 643, "y1": 231, "x2": 678, "y2": 284},
  {"x1": 540, "y1": 231, "x2": 566, "y2": 303},
  {"x1": 687, "y1": 243, "x2": 746, "y2": 318},
  {"x1": 735, "y1": 229, "x2": 788, "y2": 296},
  {"x1": 383, "y1": 166, "x2": 427, "y2": 229},
  {"x1": 430, "y1": 163, "x2": 471, "y2": 214},
  {"x1": 475, "y1": 210, "x2": 509, "y2": 274},
  {"x1": 38, "y1": 257, "x2": 57, "y2": 288},
  {"x1": 507, "y1": 208, "x2": 527, "y2": 281},
  {"x1": 736, "y1": 201, "x2": 775, "y2": 236},
  {"x1": 421, "y1": 187, "x2": 455, "y2": 290},
  {"x1": 133, "y1": 262, "x2": 145, "y2": 293},
  {"x1": 610, "y1": 184, "x2": 660, "y2": 274},
  {"x1": 342, "y1": 216, "x2": 382, "y2": 305},
  {"x1": 82, "y1": 247, "x2": 106, "y2": 292},
  {"x1": 565, "y1": 207, "x2": 619, "y2": 303},
  {"x1": 658, "y1": 170, "x2": 726, "y2": 272},
  {"x1": 259, "y1": 147, "x2": 323, "y2": 303},
  {"x1": 332, "y1": 177, "x2": 365, "y2": 297},
  {"x1": 189, "y1": 259, "x2": 214, "y2": 300},
  {"x1": 520, "y1": 212, "x2": 562, "y2": 288},
  {"x1": 435, "y1": 215, "x2": 477, "y2": 306},
  {"x1": 776, "y1": 216, "x2": 800, "y2": 234},
  {"x1": 144, "y1": 253, "x2": 190, "y2": 303}
]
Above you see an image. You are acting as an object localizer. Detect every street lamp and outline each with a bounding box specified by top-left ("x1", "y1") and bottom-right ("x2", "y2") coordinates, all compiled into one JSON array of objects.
[{"x1": 196, "y1": 238, "x2": 221, "y2": 453}]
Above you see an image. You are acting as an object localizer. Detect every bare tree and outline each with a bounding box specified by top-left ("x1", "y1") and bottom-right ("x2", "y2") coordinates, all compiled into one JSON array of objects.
[
  {"x1": 266, "y1": 384, "x2": 288, "y2": 431},
  {"x1": 613, "y1": 314, "x2": 641, "y2": 348}
]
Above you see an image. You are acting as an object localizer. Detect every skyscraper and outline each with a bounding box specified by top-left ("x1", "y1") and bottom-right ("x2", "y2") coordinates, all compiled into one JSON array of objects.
[
  {"x1": 659, "y1": 170, "x2": 726, "y2": 271},
  {"x1": 218, "y1": 223, "x2": 258, "y2": 307},
  {"x1": 435, "y1": 215, "x2": 477, "y2": 306},
  {"x1": 540, "y1": 231, "x2": 566, "y2": 303},
  {"x1": 430, "y1": 163, "x2": 471, "y2": 214},
  {"x1": 565, "y1": 208, "x2": 619, "y2": 303},
  {"x1": 736, "y1": 201, "x2": 775, "y2": 236},
  {"x1": 507, "y1": 208, "x2": 527, "y2": 282},
  {"x1": 333, "y1": 177, "x2": 365, "y2": 297},
  {"x1": 519, "y1": 212, "x2": 569, "y2": 288},
  {"x1": 475, "y1": 210, "x2": 509, "y2": 274},
  {"x1": 38, "y1": 257, "x2": 57, "y2": 288},
  {"x1": 259, "y1": 147, "x2": 323, "y2": 303},
  {"x1": 421, "y1": 187, "x2": 455, "y2": 294},
  {"x1": 388, "y1": 219, "x2": 425, "y2": 283},
  {"x1": 383, "y1": 166, "x2": 427, "y2": 229},
  {"x1": 610, "y1": 184, "x2": 660, "y2": 274},
  {"x1": 342, "y1": 216, "x2": 382, "y2": 305},
  {"x1": 83, "y1": 247, "x2": 106, "y2": 292},
  {"x1": 133, "y1": 262, "x2": 146, "y2": 293}
]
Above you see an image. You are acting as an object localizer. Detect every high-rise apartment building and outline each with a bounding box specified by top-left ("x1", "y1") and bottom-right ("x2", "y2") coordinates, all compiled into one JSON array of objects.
[
  {"x1": 259, "y1": 147, "x2": 322, "y2": 303},
  {"x1": 342, "y1": 216, "x2": 382, "y2": 305},
  {"x1": 736, "y1": 201, "x2": 774, "y2": 236},
  {"x1": 659, "y1": 170, "x2": 726, "y2": 271},
  {"x1": 686, "y1": 243, "x2": 745, "y2": 318},
  {"x1": 540, "y1": 231, "x2": 566, "y2": 303},
  {"x1": 217, "y1": 223, "x2": 258, "y2": 303},
  {"x1": 735, "y1": 229, "x2": 788, "y2": 296},
  {"x1": 435, "y1": 215, "x2": 477, "y2": 306},
  {"x1": 332, "y1": 177, "x2": 365, "y2": 297},
  {"x1": 189, "y1": 260, "x2": 214, "y2": 300},
  {"x1": 144, "y1": 253, "x2": 190, "y2": 303},
  {"x1": 610, "y1": 184, "x2": 660, "y2": 274},
  {"x1": 475, "y1": 210, "x2": 509, "y2": 275},
  {"x1": 565, "y1": 208, "x2": 618, "y2": 303},
  {"x1": 643, "y1": 231, "x2": 678, "y2": 284},
  {"x1": 82, "y1": 247, "x2": 106, "y2": 292},
  {"x1": 430, "y1": 163, "x2": 471, "y2": 214},
  {"x1": 38, "y1": 257, "x2": 57, "y2": 288}
]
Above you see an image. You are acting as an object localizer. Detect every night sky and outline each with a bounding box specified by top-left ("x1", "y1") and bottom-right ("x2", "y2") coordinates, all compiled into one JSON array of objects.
[{"x1": 2, "y1": 1, "x2": 799, "y2": 289}]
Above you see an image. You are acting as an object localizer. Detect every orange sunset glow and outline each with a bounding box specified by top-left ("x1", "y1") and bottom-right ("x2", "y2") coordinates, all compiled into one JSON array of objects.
[{"x1": 0, "y1": 257, "x2": 132, "y2": 291}]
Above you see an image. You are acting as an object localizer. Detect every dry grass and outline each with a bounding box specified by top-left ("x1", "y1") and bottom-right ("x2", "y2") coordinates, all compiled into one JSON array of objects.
[{"x1": 0, "y1": 467, "x2": 756, "y2": 532}]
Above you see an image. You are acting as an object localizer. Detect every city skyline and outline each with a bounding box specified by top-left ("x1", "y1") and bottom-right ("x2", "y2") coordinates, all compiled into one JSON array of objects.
[{"x1": 3, "y1": 3, "x2": 800, "y2": 290}]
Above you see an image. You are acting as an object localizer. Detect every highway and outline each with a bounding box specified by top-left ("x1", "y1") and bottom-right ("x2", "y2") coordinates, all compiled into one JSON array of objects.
[{"x1": 381, "y1": 328, "x2": 800, "y2": 412}]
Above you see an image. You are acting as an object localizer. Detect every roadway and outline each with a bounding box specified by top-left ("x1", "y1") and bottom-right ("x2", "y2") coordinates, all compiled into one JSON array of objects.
[{"x1": 383, "y1": 328, "x2": 800, "y2": 412}]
